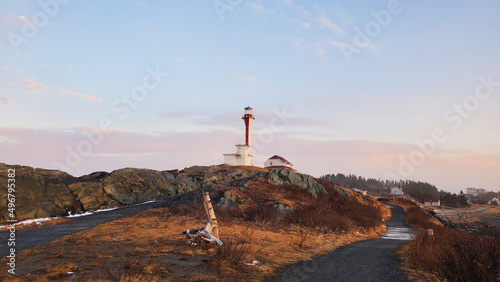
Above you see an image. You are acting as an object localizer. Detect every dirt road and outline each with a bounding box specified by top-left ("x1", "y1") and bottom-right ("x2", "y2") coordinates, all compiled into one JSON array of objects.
[
  {"x1": 0, "y1": 201, "x2": 160, "y2": 257},
  {"x1": 271, "y1": 204, "x2": 413, "y2": 282}
]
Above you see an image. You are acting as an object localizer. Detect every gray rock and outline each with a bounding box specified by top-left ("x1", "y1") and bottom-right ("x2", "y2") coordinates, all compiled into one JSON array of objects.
[
  {"x1": 267, "y1": 169, "x2": 326, "y2": 197},
  {"x1": 273, "y1": 203, "x2": 296, "y2": 213},
  {"x1": 0, "y1": 163, "x2": 328, "y2": 222}
]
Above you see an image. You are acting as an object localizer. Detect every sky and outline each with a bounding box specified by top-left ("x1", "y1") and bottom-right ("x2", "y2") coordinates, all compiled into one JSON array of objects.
[{"x1": 1, "y1": 0, "x2": 499, "y2": 193}]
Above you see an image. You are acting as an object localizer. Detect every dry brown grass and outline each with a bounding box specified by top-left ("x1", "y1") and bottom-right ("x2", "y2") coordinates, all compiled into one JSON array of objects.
[
  {"x1": 394, "y1": 199, "x2": 500, "y2": 282},
  {"x1": 0, "y1": 178, "x2": 391, "y2": 281},
  {"x1": 0, "y1": 203, "x2": 388, "y2": 281},
  {"x1": 484, "y1": 206, "x2": 500, "y2": 214},
  {"x1": 172, "y1": 180, "x2": 388, "y2": 234}
]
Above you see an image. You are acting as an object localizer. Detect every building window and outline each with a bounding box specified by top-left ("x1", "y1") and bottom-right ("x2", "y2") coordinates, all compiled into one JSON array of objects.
[{"x1": 270, "y1": 162, "x2": 272, "y2": 165}]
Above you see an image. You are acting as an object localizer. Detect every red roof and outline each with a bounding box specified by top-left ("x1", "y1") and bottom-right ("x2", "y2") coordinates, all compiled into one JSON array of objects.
[
  {"x1": 424, "y1": 199, "x2": 440, "y2": 203},
  {"x1": 267, "y1": 155, "x2": 293, "y2": 166}
]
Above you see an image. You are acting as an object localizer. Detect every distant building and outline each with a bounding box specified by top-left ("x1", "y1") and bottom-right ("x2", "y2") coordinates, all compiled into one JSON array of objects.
[
  {"x1": 264, "y1": 155, "x2": 295, "y2": 171},
  {"x1": 488, "y1": 198, "x2": 499, "y2": 205},
  {"x1": 223, "y1": 107, "x2": 255, "y2": 166},
  {"x1": 391, "y1": 187, "x2": 404, "y2": 195},
  {"x1": 424, "y1": 198, "x2": 441, "y2": 207}
]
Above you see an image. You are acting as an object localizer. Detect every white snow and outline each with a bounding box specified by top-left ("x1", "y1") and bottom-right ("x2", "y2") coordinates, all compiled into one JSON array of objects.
[
  {"x1": 66, "y1": 207, "x2": 118, "y2": 218},
  {"x1": 382, "y1": 227, "x2": 413, "y2": 240},
  {"x1": 0, "y1": 217, "x2": 57, "y2": 229},
  {"x1": 1, "y1": 201, "x2": 158, "y2": 228}
]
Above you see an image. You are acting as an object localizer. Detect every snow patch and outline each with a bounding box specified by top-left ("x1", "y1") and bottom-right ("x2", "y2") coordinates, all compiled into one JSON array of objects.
[
  {"x1": 0, "y1": 217, "x2": 57, "y2": 229},
  {"x1": 66, "y1": 207, "x2": 118, "y2": 218},
  {"x1": 382, "y1": 227, "x2": 413, "y2": 240}
]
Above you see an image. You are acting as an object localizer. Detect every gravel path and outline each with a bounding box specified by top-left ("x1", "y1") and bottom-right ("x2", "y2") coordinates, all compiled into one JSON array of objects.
[
  {"x1": 0, "y1": 201, "x2": 160, "y2": 257},
  {"x1": 271, "y1": 204, "x2": 413, "y2": 282}
]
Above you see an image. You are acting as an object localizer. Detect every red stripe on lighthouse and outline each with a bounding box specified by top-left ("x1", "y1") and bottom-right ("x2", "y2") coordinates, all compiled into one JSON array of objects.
[{"x1": 244, "y1": 118, "x2": 250, "y2": 146}]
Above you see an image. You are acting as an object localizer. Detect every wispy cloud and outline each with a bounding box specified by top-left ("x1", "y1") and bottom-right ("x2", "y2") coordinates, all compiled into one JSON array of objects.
[
  {"x1": 0, "y1": 97, "x2": 10, "y2": 104},
  {"x1": 315, "y1": 9, "x2": 343, "y2": 34},
  {"x1": 2, "y1": 66, "x2": 9, "y2": 72},
  {"x1": 0, "y1": 13, "x2": 25, "y2": 31},
  {"x1": 328, "y1": 39, "x2": 348, "y2": 50},
  {"x1": 56, "y1": 87, "x2": 104, "y2": 102},
  {"x1": 20, "y1": 77, "x2": 103, "y2": 102},
  {"x1": 247, "y1": 0, "x2": 265, "y2": 12},
  {"x1": 0, "y1": 135, "x2": 18, "y2": 144},
  {"x1": 278, "y1": 0, "x2": 293, "y2": 7},
  {"x1": 23, "y1": 77, "x2": 47, "y2": 89},
  {"x1": 231, "y1": 72, "x2": 257, "y2": 82},
  {"x1": 294, "y1": 38, "x2": 325, "y2": 55},
  {"x1": 1, "y1": 126, "x2": 498, "y2": 192}
]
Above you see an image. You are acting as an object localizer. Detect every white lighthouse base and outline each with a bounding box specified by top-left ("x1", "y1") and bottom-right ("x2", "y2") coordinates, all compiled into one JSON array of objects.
[{"x1": 223, "y1": 145, "x2": 254, "y2": 166}]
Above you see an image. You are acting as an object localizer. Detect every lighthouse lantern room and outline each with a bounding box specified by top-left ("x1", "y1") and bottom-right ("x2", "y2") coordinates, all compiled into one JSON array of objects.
[{"x1": 223, "y1": 106, "x2": 255, "y2": 166}]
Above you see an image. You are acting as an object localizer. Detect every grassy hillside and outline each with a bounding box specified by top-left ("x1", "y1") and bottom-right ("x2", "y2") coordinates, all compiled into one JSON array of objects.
[{"x1": 0, "y1": 170, "x2": 390, "y2": 281}]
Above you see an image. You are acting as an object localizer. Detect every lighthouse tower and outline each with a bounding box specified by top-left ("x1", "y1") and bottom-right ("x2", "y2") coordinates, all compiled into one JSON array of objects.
[
  {"x1": 223, "y1": 106, "x2": 255, "y2": 166},
  {"x1": 243, "y1": 106, "x2": 255, "y2": 147}
]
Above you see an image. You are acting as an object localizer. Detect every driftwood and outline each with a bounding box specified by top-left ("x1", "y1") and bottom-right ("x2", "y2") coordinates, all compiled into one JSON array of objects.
[{"x1": 178, "y1": 190, "x2": 223, "y2": 247}]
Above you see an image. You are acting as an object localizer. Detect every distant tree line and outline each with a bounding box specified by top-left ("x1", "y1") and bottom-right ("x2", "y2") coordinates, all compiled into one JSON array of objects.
[
  {"x1": 320, "y1": 173, "x2": 500, "y2": 207},
  {"x1": 438, "y1": 190, "x2": 468, "y2": 208},
  {"x1": 466, "y1": 190, "x2": 499, "y2": 205},
  {"x1": 320, "y1": 173, "x2": 439, "y2": 203}
]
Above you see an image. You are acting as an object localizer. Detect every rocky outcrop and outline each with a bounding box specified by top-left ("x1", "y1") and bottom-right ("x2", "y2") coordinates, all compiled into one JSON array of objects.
[
  {"x1": 267, "y1": 169, "x2": 326, "y2": 197},
  {"x1": 0, "y1": 163, "x2": 327, "y2": 222}
]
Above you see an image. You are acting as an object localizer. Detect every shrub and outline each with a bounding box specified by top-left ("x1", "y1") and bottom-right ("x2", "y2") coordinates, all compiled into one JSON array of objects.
[
  {"x1": 169, "y1": 202, "x2": 206, "y2": 220},
  {"x1": 170, "y1": 180, "x2": 384, "y2": 234},
  {"x1": 210, "y1": 237, "x2": 253, "y2": 268},
  {"x1": 405, "y1": 206, "x2": 434, "y2": 230},
  {"x1": 402, "y1": 205, "x2": 500, "y2": 281},
  {"x1": 244, "y1": 205, "x2": 280, "y2": 225}
]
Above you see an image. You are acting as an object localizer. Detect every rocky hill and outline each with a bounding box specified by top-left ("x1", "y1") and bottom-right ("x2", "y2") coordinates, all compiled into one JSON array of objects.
[{"x1": 0, "y1": 163, "x2": 326, "y2": 222}]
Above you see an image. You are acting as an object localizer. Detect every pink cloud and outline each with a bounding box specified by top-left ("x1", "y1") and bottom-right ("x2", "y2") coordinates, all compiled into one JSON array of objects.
[
  {"x1": 23, "y1": 77, "x2": 47, "y2": 89},
  {"x1": 0, "y1": 97, "x2": 9, "y2": 104},
  {"x1": 1, "y1": 127, "x2": 498, "y2": 193},
  {"x1": 56, "y1": 87, "x2": 104, "y2": 102}
]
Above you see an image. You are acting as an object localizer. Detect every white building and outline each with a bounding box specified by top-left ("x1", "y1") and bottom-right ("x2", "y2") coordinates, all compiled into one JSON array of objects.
[
  {"x1": 264, "y1": 155, "x2": 295, "y2": 171},
  {"x1": 223, "y1": 107, "x2": 255, "y2": 166},
  {"x1": 424, "y1": 199, "x2": 441, "y2": 207},
  {"x1": 391, "y1": 187, "x2": 404, "y2": 195}
]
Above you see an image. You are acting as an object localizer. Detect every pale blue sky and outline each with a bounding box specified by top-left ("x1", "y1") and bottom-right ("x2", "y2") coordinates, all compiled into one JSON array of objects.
[{"x1": 1, "y1": 0, "x2": 500, "y2": 193}]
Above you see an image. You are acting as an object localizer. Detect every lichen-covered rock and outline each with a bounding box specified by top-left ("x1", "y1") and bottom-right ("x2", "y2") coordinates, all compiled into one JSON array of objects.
[
  {"x1": 332, "y1": 184, "x2": 351, "y2": 200},
  {"x1": 219, "y1": 190, "x2": 240, "y2": 208},
  {"x1": 267, "y1": 169, "x2": 326, "y2": 197},
  {"x1": 0, "y1": 163, "x2": 329, "y2": 222}
]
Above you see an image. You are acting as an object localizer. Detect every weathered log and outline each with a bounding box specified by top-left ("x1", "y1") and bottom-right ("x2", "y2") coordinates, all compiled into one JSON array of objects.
[{"x1": 178, "y1": 190, "x2": 223, "y2": 247}]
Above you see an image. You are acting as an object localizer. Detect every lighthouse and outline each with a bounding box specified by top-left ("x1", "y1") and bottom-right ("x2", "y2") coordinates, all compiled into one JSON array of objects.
[
  {"x1": 223, "y1": 106, "x2": 255, "y2": 166},
  {"x1": 243, "y1": 106, "x2": 254, "y2": 147}
]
